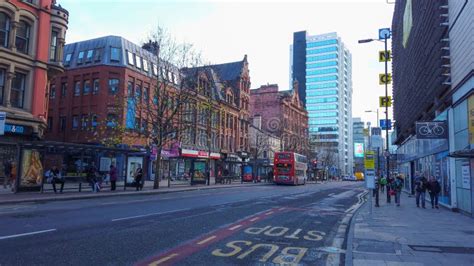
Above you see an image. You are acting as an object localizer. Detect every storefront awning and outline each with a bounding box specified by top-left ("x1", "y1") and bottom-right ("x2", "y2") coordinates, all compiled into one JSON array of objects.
[{"x1": 449, "y1": 149, "x2": 474, "y2": 158}]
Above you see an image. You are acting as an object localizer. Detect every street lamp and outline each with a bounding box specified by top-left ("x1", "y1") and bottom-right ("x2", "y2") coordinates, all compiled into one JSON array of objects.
[
  {"x1": 359, "y1": 29, "x2": 391, "y2": 204},
  {"x1": 365, "y1": 109, "x2": 379, "y2": 125}
]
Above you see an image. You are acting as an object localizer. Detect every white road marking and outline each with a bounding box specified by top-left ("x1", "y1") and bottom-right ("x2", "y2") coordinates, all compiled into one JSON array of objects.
[
  {"x1": 250, "y1": 217, "x2": 260, "y2": 222},
  {"x1": 265, "y1": 211, "x2": 274, "y2": 216},
  {"x1": 149, "y1": 253, "x2": 179, "y2": 265},
  {"x1": 197, "y1": 235, "x2": 216, "y2": 245},
  {"x1": 0, "y1": 229, "x2": 57, "y2": 240},
  {"x1": 229, "y1": 224, "x2": 243, "y2": 231},
  {"x1": 112, "y1": 208, "x2": 189, "y2": 222}
]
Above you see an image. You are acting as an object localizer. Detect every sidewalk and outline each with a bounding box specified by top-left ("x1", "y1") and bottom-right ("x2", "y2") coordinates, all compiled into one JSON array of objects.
[
  {"x1": 347, "y1": 192, "x2": 474, "y2": 266},
  {"x1": 0, "y1": 179, "x2": 272, "y2": 205}
]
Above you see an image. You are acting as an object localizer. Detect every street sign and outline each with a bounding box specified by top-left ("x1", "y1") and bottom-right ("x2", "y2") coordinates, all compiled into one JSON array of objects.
[
  {"x1": 416, "y1": 121, "x2": 448, "y2": 139},
  {"x1": 379, "y1": 96, "x2": 392, "y2": 107},
  {"x1": 366, "y1": 175, "x2": 375, "y2": 189},
  {"x1": 364, "y1": 151, "x2": 375, "y2": 169},
  {"x1": 0, "y1": 112, "x2": 5, "y2": 135},
  {"x1": 379, "y1": 50, "x2": 391, "y2": 62},
  {"x1": 380, "y1": 119, "x2": 392, "y2": 130},
  {"x1": 379, "y1": 28, "x2": 391, "y2": 40},
  {"x1": 379, "y1": 73, "x2": 392, "y2": 85}
]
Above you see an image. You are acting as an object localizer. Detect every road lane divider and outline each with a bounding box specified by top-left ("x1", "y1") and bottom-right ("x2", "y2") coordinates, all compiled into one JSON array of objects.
[
  {"x1": 0, "y1": 229, "x2": 57, "y2": 240},
  {"x1": 112, "y1": 208, "x2": 190, "y2": 222},
  {"x1": 229, "y1": 224, "x2": 243, "y2": 231},
  {"x1": 197, "y1": 235, "x2": 217, "y2": 245},
  {"x1": 148, "y1": 253, "x2": 178, "y2": 266}
]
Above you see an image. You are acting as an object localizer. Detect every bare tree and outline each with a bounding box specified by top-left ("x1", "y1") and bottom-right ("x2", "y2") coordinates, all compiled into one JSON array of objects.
[{"x1": 131, "y1": 25, "x2": 203, "y2": 189}]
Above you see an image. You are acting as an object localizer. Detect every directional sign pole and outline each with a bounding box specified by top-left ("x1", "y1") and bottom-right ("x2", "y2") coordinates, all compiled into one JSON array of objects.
[{"x1": 383, "y1": 31, "x2": 391, "y2": 203}]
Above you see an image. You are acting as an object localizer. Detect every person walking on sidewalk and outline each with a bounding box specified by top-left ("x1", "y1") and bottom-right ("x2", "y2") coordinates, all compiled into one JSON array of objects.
[
  {"x1": 386, "y1": 175, "x2": 394, "y2": 203},
  {"x1": 428, "y1": 176, "x2": 441, "y2": 209},
  {"x1": 392, "y1": 175, "x2": 403, "y2": 206},
  {"x1": 415, "y1": 176, "x2": 427, "y2": 208},
  {"x1": 380, "y1": 175, "x2": 387, "y2": 193},
  {"x1": 134, "y1": 167, "x2": 143, "y2": 191},
  {"x1": 109, "y1": 164, "x2": 117, "y2": 191}
]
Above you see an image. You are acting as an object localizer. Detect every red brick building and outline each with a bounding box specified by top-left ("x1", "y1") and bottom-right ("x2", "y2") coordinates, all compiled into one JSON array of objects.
[
  {"x1": 250, "y1": 83, "x2": 308, "y2": 154},
  {"x1": 0, "y1": 0, "x2": 68, "y2": 142}
]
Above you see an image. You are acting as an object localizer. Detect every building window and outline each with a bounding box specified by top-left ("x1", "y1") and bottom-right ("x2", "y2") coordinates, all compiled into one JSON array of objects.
[
  {"x1": 83, "y1": 80, "x2": 91, "y2": 95},
  {"x1": 0, "y1": 68, "x2": 5, "y2": 104},
  {"x1": 127, "y1": 81, "x2": 133, "y2": 96},
  {"x1": 72, "y1": 115, "x2": 79, "y2": 130},
  {"x1": 49, "y1": 84, "x2": 56, "y2": 99},
  {"x1": 91, "y1": 114, "x2": 98, "y2": 129},
  {"x1": 94, "y1": 48, "x2": 102, "y2": 62},
  {"x1": 86, "y1": 50, "x2": 93, "y2": 62},
  {"x1": 143, "y1": 60, "x2": 149, "y2": 72},
  {"x1": 0, "y1": 12, "x2": 10, "y2": 48},
  {"x1": 106, "y1": 114, "x2": 117, "y2": 128},
  {"x1": 50, "y1": 30, "x2": 59, "y2": 61},
  {"x1": 144, "y1": 87, "x2": 149, "y2": 103},
  {"x1": 64, "y1": 53, "x2": 72, "y2": 65},
  {"x1": 135, "y1": 84, "x2": 142, "y2": 101},
  {"x1": 15, "y1": 21, "x2": 30, "y2": 54},
  {"x1": 77, "y1": 51, "x2": 84, "y2": 64},
  {"x1": 11, "y1": 72, "x2": 26, "y2": 108},
  {"x1": 74, "y1": 81, "x2": 81, "y2": 96},
  {"x1": 47, "y1": 117, "x2": 53, "y2": 131},
  {"x1": 108, "y1": 78, "x2": 119, "y2": 94},
  {"x1": 93, "y1": 79, "x2": 99, "y2": 94},
  {"x1": 127, "y1": 51, "x2": 134, "y2": 65},
  {"x1": 135, "y1": 55, "x2": 141, "y2": 69},
  {"x1": 60, "y1": 82, "x2": 67, "y2": 98},
  {"x1": 81, "y1": 114, "x2": 88, "y2": 130},
  {"x1": 110, "y1": 47, "x2": 120, "y2": 62},
  {"x1": 59, "y1": 116, "x2": 66, "y2": 132}
]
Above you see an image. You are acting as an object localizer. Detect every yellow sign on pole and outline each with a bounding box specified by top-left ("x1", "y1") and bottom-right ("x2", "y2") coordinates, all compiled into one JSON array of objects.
[
  {"x1": 379, "y1": 73, "x2": 392, "y2": 85},
  {"x1": 379, "y1": 50, "x2": 391, "y2": 62},
  {"x1": 379, "y1": 96, "x2": 392, "y2": 107},
  {"x1": 364, "y1": 151, "x2": 375, "y2": 169}
]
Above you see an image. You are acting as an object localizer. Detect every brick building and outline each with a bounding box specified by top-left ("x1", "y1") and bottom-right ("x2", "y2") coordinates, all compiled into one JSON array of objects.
[
  {"x1": 0, "y1": 0, "x2": 68, "y2": 142},
  {"x1": 250, "y1": 83, "x2": 308, "y2": 154}
]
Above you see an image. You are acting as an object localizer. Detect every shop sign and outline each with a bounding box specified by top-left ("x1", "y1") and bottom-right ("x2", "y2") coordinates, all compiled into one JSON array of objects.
[
  {"x1": 415, "y1": 121, "x2": 448, "y2": 139},
  {"x1": 181, "y1": 149, "x2": 220, "y2": 159},
  {"x1": 5, "y1": 123, "x2": 32, "y2": 135},
  {"x1": 462, "y1": 163, "x2": 470, "y2": 189}
]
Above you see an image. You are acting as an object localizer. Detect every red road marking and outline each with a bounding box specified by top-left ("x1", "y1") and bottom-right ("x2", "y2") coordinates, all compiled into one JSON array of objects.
[{"x1": 135, "y1": 208, "x2": 285, "y2": 266}]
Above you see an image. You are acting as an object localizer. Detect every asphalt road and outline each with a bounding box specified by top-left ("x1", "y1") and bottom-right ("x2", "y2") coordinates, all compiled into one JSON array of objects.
[{"x1": 0, "y1": 181, "x2": 364, "y2": 266}]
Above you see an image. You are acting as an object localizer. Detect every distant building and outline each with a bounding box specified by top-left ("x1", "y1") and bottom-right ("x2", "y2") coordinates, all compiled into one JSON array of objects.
[
  {"x1": 352, "y1": 118, "x2": 365, "y2": 173},
  {"x1": 249, "y1": 83, "x2": 308, "y2": 155},
  {"x1": 290, "y1": 31, "x2": 353, "y2": 174}
]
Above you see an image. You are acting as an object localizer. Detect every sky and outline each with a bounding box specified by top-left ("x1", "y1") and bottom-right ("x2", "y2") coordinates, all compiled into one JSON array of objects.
[{"x1": 60, "y1": 0, "x2": 395, "y2": 128}]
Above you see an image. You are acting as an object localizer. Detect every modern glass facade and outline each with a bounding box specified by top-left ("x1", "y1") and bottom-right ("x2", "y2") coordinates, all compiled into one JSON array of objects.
[{"x1": 291, "y1": 32, "x2": 353, "y2": 175}]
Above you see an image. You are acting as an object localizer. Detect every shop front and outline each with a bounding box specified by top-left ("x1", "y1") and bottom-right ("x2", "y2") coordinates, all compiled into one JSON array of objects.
[{"x1": 180, "y1": 148, "x2": 220, "y2": 185}]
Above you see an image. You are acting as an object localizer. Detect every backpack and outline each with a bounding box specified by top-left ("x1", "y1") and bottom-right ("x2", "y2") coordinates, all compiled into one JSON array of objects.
[{"x1": 380, "y1": 178, "x2": 387, "y2": 185}]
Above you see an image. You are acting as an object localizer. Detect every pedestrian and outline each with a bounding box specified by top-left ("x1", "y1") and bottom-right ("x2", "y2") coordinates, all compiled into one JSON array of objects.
[
  {"x1": 134, "y1": 167, "x2": 143, "y2": 191},
  {"x1": 87, "y1": 163, "x2": 100, "y2": 192},
  {"x1": 380, "y1": 175, "x2": 387, "y2": 193},
  {"x1": 109, "y1": 164, "x2": 117, "y2": 191},
  {"x1": 48, "y1": 166, "x2": 64, "y2": 193},
  {"x1": 386, "y1": 175, "x2": 393, "y2": 203},
  {"x1": 392, "y1": 175, "x2": 403, "y2": 206},
  {"x1": 415, "y1": 175, "x2": 427, "y2": 208},
  {"x1": 428, "y1": 176, "x2": 441, "y2": 209},
  {"x1": 3, "y1": 159, "x2": 12, "y2": 189}
]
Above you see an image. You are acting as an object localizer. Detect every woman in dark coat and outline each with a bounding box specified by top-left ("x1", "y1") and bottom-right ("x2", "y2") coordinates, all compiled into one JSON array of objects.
[{"x1": 428, "y1": 176, "x2": 441, "y2": 209}]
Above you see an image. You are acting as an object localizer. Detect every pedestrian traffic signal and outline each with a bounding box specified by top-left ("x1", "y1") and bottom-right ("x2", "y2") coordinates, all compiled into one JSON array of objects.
[
  {"x1": 379, "y1": 96, "x2": 392, "y2": 107},
  {"x1": 379, "y1": 73, "x2": 392, "y2": 85}
]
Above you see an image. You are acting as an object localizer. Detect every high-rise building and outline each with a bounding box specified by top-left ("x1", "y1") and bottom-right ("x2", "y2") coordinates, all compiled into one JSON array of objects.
[
  {"x1": 352, "y1": 118, "x2": 365, "y2": 173},
  {"x1": 290, "y1": 31, "x2": 353, "y2": 175}
]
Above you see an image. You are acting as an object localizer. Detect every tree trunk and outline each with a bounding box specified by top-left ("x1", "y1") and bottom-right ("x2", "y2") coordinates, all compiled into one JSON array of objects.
[{"x1": 153, "y1": 147, "x2": 162, "y2": 189}]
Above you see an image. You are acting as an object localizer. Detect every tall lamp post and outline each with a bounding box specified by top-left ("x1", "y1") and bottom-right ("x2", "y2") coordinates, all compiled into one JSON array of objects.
[{"x1": 359, "y1": 28, "x2": 391, "y2": 203}]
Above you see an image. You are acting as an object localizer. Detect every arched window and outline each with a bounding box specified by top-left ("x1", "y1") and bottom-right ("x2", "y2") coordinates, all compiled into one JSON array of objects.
[
  {"x1": 16, "y1": 20, "x2": 30, "y2": 54},
  {"x1": 0, "y1": 12, "x2": 10, "y2": 48}
]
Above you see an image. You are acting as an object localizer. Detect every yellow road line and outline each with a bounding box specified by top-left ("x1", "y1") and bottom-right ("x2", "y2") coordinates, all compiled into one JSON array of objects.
[
  {"x1": 229, "y1": 224, "x2": 243, "y2": 231},
  {"x1": 197, "y1": 235, "x2": 217, "y2": 245},
  {"x1": 148, "y1": 253, "x2": 179, "y2": 266}
]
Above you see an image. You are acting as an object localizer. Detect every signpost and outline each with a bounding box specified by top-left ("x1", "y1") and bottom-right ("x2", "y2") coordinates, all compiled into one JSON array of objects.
[
  {"x1": 380, "y1": 119, "x2": 392, "y2": 130},
  {"x1": 379, "y1": 50, "x2": 391, "y2": 62},
  {"x1": 379, "y1": 73, "x2": 392, "y2": 85},
  {"x1": 379, "y1": 96, "x2": 392, "y2": 107},
  {"x1": 415, "y1": 121, "x2": 448, "y2": 139},
  {"x1": 365, "y1": 151, "x2": 377, "y2": 213}
]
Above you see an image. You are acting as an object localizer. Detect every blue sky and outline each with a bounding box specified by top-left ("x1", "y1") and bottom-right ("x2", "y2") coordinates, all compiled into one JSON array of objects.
[{"x1": 60, "y1": 0, "x2": 394, "y2": 127}]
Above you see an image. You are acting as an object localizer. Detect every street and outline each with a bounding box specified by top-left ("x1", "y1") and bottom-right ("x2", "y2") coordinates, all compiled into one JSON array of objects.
[{"x1": 0, "y1": 182, "x2": 364, "y2": 265}]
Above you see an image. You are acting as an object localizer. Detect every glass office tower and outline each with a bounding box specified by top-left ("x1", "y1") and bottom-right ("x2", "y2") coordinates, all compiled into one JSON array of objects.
[{"x1": 290, "y1": 32, "x2": 353, "y2": 175}]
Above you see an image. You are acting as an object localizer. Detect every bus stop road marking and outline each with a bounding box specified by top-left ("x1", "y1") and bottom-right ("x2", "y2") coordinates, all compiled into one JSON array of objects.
[{"x1": 135, "y1": 208, "x2": 284, "y2": 266}]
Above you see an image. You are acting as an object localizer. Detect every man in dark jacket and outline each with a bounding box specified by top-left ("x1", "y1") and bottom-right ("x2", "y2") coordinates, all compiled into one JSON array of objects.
[
  {"x1": 415, "y1": 176, "x2": 427, "y2": 208},
  {"x1": 428, "y1": 176, "x2": 441, "y2": 209}
]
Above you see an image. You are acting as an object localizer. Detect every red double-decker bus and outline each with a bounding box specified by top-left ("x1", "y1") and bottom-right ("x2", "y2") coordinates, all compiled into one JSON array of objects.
[{"x1": 273, "y1": 152, "x2": 308, "y2": 185}]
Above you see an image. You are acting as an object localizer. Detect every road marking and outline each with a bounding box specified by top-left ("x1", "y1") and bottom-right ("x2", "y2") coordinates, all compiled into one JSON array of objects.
[
  {"x1": 265, "y1": 211, "x2": 274, "y2": 216},
  {"x1": 197, "y1": 235, "x2": 217, "y2": 245},
  {"x1": 250, "y1": 217, "x2": 260, "y2": 222},
  {"x1": 112, "y1": 208, "x2": 189, "y2": 222},
  {"x1": 148, "y1": 253, "x2": 179, "y2": 265},
  {"x1": 0, "y1": 229, "x2": 56, "y2": 240},
  {"x1": 229, "y1": 224, "x2": 243, "y2": 231},
  {"x1": 278, "y1": 207, "x2": 286, "y2": 211}
]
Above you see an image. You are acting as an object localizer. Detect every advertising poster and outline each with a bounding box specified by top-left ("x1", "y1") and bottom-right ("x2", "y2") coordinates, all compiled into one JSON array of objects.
[
  {"x1": 20, "y1": 149, "x2": 43, "y2": 187},
  {"x1": 354, "y1": 143, "x2": 364, "y2": 158},
  {"x1": 193, "y1": 161, "x2": 206, "y2": 183},
  {"x1": 127, "y1": 157, "x2": 143, "y2": 183}
]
